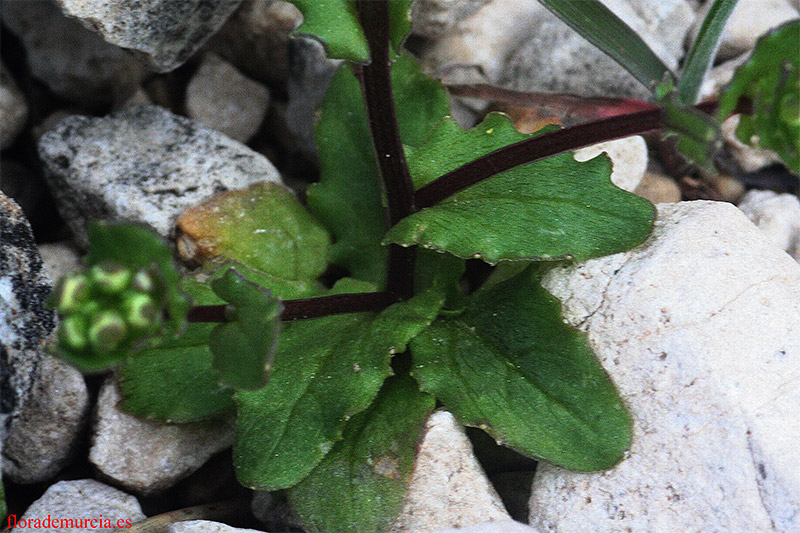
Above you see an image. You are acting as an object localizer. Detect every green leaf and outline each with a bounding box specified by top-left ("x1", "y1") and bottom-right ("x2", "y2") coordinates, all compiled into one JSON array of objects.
[
  {"x1": 234, "y1": 279, "x2": 445, "y2": 490},
  {"x1": 384, "y1": 113, "x2": 655, "y2": 264},
  {"x1": 177, "y1": 182, "x2": 331, "y2": 282},
  {"x1": 290, "y1": 0, "x2": 368, "y2": 62},
  {"x1": 388, "y1": 1, "x2": 414, "y2": 56},
  {"x1": 287, "y1": 375, "x2": 434, "y2": 533},
  {"x1": 536, "y1": 0, "x2": 673, "y2": 91},
  {"x1": 678, "y1": 0, "x2": 739, "y2": 105},
  {"x1": 307, "y1": 55, "x2": 449, "y2": 284},
  {"x1": 718, "y1": 21, "x2": 800, "y2": 173},
  {"x1": 209, "y1": 269, "x2": 282, "y2": 390},
  {"x1": 411, "y1": 267, "x2": 632, "y2": 471},
  {"x1": 117, "y1": 262, "x2": 320, "y2": 422},
  {"x1": 657, "y1": 82, "x2": 723, "y2": 171}
]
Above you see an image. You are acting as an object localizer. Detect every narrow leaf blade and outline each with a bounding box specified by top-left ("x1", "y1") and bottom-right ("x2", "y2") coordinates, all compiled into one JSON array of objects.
[
  {"x1": 411, "y1": 267, "x2": 632, "y2": 471},
  {"x1": 287, "y1": 376, "x2": 435, "y2": 533},
  {"x1": 678, "y1": 0, "x2": 739, "y2": 105},
  {"x1": 536, "y1": 0, "x2": 673, "y2": 91}
]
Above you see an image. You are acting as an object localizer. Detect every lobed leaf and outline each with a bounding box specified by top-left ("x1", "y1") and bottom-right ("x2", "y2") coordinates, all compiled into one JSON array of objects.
[
  {"x1": 718, "y1": 21, "x2": 800, "y2": 173},
  {"x1": 385, "y1": 113, "x2": 655, "y2": 264},
  {"x1": 209, "y1": 269, "x2": 282, "y2": 390},
  {"x1": 234, "y1": 279, "x2": 445, "y2": 490},
  {"x1": 307, "y1": 55, "x2": 449, "y2": 285},
  {"x1": 411, "y1": 266, "x2": 632, "y2": 471},
  {"x1": 287, "y1": 376, "x2": 434, "y2": 533}
]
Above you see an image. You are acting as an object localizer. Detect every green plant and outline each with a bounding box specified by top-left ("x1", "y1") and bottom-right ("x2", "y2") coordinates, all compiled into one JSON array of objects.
[{"x1": 47, "y1": 1, "x2": 797, "y2": 531}]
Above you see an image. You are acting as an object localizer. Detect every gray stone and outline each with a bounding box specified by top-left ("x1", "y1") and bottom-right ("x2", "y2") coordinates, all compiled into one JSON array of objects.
[
  {"x1": 284, "y1": 37, "x2": 342, "y2": 162},
  {"x1": 0, "y1": 62, "x2": 27, "y2": 150},
  {"x1": 0, "y1": 193, "x2": 55, "y2": 423},
  {"x1": 186, "y1": 53, "x2": 270, "y2": 143},
  {"x1": 55, "y1": 0, "x2": 244, "y2": 73},
  {"x1": 206, "y1": 0, "x2": 302, "y2": 84},
  {"x1": 738, "y1": 189, "x2": 800, "y2": 261},
  {"x1": 573, "y1": 136, "x2": 648, "y2": 193},
  {"x1": 90, "y1": 378, "x2": 235, "y2": 495},
  {"x1": 9, "y1": 479, "x2": 145, "y2": 532},
  {"x1": 38, "y1": 105, "x2": 282, "y2": 247},
  {"x1": 689, "y1": 0, "x2": 799, "y2": 62},
  {"x1": 1, "y1": 0, "x2": 148, "y2": 108},
  {"x1": 530, "y1": 201, "x2": 800, "y2": 532},
  {"x1": 38, "y1": 242, "x2": 82, "y2": 282},
  {"x1": 390, "y1": 410, "x2": 511, "y2": 532},
  {"x1": 435, "y1": 520, "x2": 541, "y2": 533},
  {"x1": 3, "y1": 355, "x2": 89, "y2": 483},
  {"x1": 166, "y1": 521, "x2": 266, "y2": 533},
  {"x1": 411, "y1": 0, "x2": 492, "y2": 39},
  {"x1": 497, "y1": 0, "x2": 695, "y2": 99}
]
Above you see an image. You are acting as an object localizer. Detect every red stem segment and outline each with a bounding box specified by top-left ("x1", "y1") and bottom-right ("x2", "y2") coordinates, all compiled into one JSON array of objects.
[
  {"x1": 414, "y1": 100, "x2": 720, "y2": 209},
  {"x1": 356, "y1": 0, "x2": 417, "y2": 300},
  {"x1": 186, "y1": 292, "x2": 400, "y2": 323}
]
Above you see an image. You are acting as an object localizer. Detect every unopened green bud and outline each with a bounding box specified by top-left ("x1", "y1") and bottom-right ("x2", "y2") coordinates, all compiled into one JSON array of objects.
[
  {"x1": 123, "y1": 293, "x2": 159, "y2": 330},
  {"x1": 91, "y1": 262, "x2": 132, "y2": 295},
  {"x1": 131, "y1": 268, "x2": 157, "y2": 294},
  {"x1": 58, "y1": 315, "x2": 88, "y2": 351},
  {"x1": 88, "y1": 311, "x2": 128, "y2": 353},
  {"x1": 54, "y1": 273, "x2": 90, "y2": 314}
]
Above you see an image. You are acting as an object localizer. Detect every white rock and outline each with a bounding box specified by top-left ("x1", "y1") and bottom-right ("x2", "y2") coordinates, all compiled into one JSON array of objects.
[
  {"x1": 721, "y1": 114, "x2": 783, "y2": 173},
  {"x1": 390, "y1": 410, "x2": 511, "y2": 532},
  {"x1": 3, "y1": 356, "x2": 89, "y2": 483},
  {"x1": 689, "y1": 0, "x2": 799, "y2": 61},
  {"x1": 497, "y1": 0, "x2": 695, "y2": 99},
  {"x1": 411, "y1": 0, "x2": 492, "y2": 39},
  {"x1": 0, "y1": 193, "x2": 55, "y2": 423},
  {"x1": 573, "y1": 136, "x2": 648, "y2": 192},
  {"x1": 166, "y1": 521, "x2": 266, "y2": 533},
  {"x1": 55, "y1": 0, "x2": 244, "y2": 73},
  {"x1": 1, "y1": 0, "x2": 147, "y2": 108},
  {"x1": 9, "y1": 479, "x2": 145, "y2": 532},
  {"x1": 436, "y1": 520, "x2": 541, "y2": 533},
  {"x1": 90, "y1": 378, "x2": 235, "y2": 495},
  {"x1": 0, "y1": 62, "x2": 27, "y2": 150},
  {"x1": 38, "y1": 105, "x2": 282, "y2": 247},
  {"x1": 186, "y1": 53, "x2": 270, "y2": 143},
  {"x1": 738, "y1": 189, "x2": 800, "y2": 261},
  {"x1": 530, "y1": 201, "x2": 800, "y2": 532}
]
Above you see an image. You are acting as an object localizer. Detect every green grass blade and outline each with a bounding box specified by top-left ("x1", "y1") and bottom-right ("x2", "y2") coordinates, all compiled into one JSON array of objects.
[
  {"x1": 678, "y1": 0, "x2": 739, "y2": 104},
  {"x1": 536, "y1": 0, "x2": 673, "y2": 91}
]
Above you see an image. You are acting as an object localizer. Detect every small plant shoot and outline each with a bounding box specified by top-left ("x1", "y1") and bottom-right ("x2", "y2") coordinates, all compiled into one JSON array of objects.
[{"x1": 47, "y1": 1, "x2": 798, "y2": 531}]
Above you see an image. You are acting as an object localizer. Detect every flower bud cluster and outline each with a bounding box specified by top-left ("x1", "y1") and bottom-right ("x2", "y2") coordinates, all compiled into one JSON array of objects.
[{"x1": 51, "y1": 261, "x2": 166, "y2": 362}]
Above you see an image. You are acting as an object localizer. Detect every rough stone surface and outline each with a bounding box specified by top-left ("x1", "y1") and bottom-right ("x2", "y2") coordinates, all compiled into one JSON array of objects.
[
  {"x1": 55, "y1": 0, "x2": 244, "y2": 73},
  {"x1": 529, "y1": 201, "x2": 800, "y2": 532},
  {"x1": 0, "y1": 62, "x2": 27, "y2": 150},
  {"x1": 738, "y1": 189, "x2": 800, "y2": 261},
  {"x1": 207, "y1": 0, "x2": 302, "y2": 84},
  {"x1": 284, "y1": 37, "x2": 342, "y2": 162},
  {"x1": 390, "y1": 410, "x2": 510, "y2": 532},
  {"x1": 689, "y1": 0, "x2": 799, "y2": 61},
  {"x1": 498, "y1": 0, "x2": 695, "y2": 99},
  {"x1": 38, "y1": 105, "x2": 282, "y2": 247},
  {"x1": 411, "y1": 0, "x2": 492, "y2": 39},
  {"x1": 166, "y1": 521, "x2": 266, "y2": 533},
  {"x1": 186, "y1": 52, "x2": 270, "y2": 142},
  {"x1": 435, "y1": 520, "x2": 541, "y2": 533},
  {"x1": 9, "y1": 479, "x2": 145, "y2": 532},
  {"x1": 38, "y1": 242, "x2": 82, "y2": 282},
  {"x1": 0, "y1": 193, "x2": 55, "y2": 424},
  {"x1": 3, "y1": 355, "x2": 89, "y2": 484},
  {"x1": 90, "y1": 378, "x2": 235, "y2": 495},
  {"x1": 1, "y1": 0, "x2": 148, "y2": 108},
  {"x1": 573, "y1": 136, "x2": 647, "y2": 193}
]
